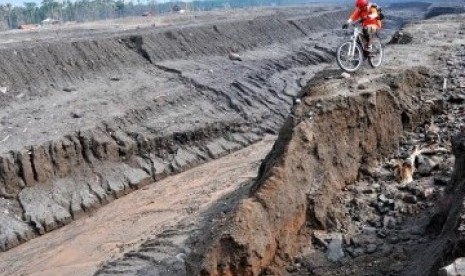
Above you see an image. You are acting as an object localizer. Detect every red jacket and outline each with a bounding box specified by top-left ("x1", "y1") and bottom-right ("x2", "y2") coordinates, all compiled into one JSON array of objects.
[{"x1": 349, "y1": 4, "x2": 382, "y2": 29}]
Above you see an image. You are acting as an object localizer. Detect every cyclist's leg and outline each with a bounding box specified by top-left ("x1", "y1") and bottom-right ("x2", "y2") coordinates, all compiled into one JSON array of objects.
[{"x1": 363, "y1": 25, "x2": 378, "y2": 51}]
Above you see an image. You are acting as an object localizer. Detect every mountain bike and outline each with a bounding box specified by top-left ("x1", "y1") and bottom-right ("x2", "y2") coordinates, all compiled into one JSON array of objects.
[{"x1": 336, "y1": 27, "x2": 383, "y2": 73}]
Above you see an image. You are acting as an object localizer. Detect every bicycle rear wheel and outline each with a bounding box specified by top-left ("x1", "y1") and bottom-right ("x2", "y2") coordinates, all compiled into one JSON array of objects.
[
  {"x1": 368, "y1": 40, "x2": 383, "y2": 68},
  {"x1": 336, "y1": 41, "x2": 363, "y2": 73}
]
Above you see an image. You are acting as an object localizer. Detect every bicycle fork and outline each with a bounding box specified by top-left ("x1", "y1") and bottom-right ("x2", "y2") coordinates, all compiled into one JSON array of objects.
[{"x1": 349, "y1": 35, "x2": 357, "y2": 59}]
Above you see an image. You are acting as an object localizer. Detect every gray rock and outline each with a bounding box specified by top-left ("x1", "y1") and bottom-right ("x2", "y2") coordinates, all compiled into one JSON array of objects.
[
  {"x1": 176, "y1": 253, "x2": 187, "y2": 262},
  {"x1": 383, "y1": 216, "x2": 397, "y2": 229},
  {"x1": 228, "y1": 52, "x2": 242, "y2": 61},
  {"x1": 378, "y1": 194, "x2": 388, "y2": 203},
  {"x1": 439, "y1": 258, "x2": 465, "y2": 276},
  {"x1": 365, "y1": 244, "x2": 377, "y2": 254},
  {"x1": 341, "y1": 72, "x2": 351, "y2": 79},
  {"x1": 327, "y1": 236, "x2": 345, "y2": 262},
  {"x1": 63, "y1": 87, "x2": 77, "y2": 92},
  {"x1": 362, "y1": 226, "x2": 377, "y2": 235},
  {"x1": 417, "y1": 155, "x2": 438, "y2": 175},
  {"x1": 403, "y1": 194, "x2": 418, "y2": 204},
  {"x1": 434, "y1": 176, "x2": 449, "y2": 186},
  {"x1": 71, "y1": 110, "x2": 84, "y2": 118}
]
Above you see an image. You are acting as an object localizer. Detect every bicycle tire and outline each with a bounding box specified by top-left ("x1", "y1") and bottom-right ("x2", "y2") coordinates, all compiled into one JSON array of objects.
[
  {"x1": 336, "y1": 41, "x2": 363, "y2": 73},
  {"x1": 368, "y1": 40, "x2": 383, "y2": 68}
]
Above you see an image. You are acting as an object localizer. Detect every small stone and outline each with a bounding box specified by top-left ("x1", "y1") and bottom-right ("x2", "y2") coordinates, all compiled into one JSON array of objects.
[
  {"x1": 71, "y1": 110, "x2": 84, "y2": 118},
  {"x1": 365, "y1": 244, "x2": 377, "y2": 254},
  {"x1": 176, "y1": 253, "x2": 187, "y2": 262},
  {"x1": 434, "y1": 176, "x2": 449, "y2": 186},
  {"x1": 63, "y1": 87, "x2": 77, "y2": 92},
  {"x1": 362, "y1": 226, "x2": 377, "y2": 235},
  {"x1": 417, "y1": 155, "x2": 438, "y2": 176},
  {"x1": 228, "y1": 52, "x2": 242, "y2": 61},
  {"x1": 421, "y1": 187, "x2": 435, "y2": 199},
  {"x1": 377, "y1": 230, "x2": 387, "y2": 238},
  {"x1": 327, "y1": 236, "x2": 345, "y2": 262},
  {"x1": 358, "y1": 83, "x2": 367, "y2": 90},
  {"x1": 378, "y1": 194, "x2": 388, "y2": 203},
  {"x1": 439, "y1": 258, "x2": 465, "y2": 276},
  {"x1": 341, "y1": 72, "x2": 351, "y2": 79},
  {"x1": 110, "y1": 77, "x2": 121, "y2": 81},
  {"x1": 403, "y1": 194, "x2": 418, "y2": 204},
  {"x1": 383, "y1": 216, "x2": 397, "y2": 229}
]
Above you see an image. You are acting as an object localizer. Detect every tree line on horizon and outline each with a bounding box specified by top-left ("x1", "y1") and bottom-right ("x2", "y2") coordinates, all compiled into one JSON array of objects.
[
  {"x1": 0, "y1": 0, "x2": 317, "y2": 29},
  {"x1": 0, "y1": 0, "x2": 420, "y2": 29}
]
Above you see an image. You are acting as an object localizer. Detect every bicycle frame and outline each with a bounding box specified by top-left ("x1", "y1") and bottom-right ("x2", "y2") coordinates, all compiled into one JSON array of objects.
[{"x1": 349, "y1": 27, "x2": 365, "y2": 58}]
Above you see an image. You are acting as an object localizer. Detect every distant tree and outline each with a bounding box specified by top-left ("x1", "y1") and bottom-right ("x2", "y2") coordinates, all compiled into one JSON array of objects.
[
  {"x1": 115, "y1": 0, "x2": 124, "y2": 16},
  {"x1": 23, "y1": 2, "x2": 37, "y2": 23}
]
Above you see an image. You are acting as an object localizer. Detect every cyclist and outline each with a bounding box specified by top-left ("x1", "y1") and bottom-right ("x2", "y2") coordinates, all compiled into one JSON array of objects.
[{"x1": 343, "y1": 0, "x2": 382, "y2": 52}]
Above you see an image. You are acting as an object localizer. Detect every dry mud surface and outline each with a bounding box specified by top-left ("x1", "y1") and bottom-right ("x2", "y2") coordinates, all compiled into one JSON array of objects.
[{"x1": 0, "y1": 2, "x2": 464, "y2": 276}]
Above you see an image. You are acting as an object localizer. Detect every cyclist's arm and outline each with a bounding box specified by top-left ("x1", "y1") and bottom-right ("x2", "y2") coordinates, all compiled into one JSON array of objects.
[{"x1": 347, "y1": 9, "x2": 361, "y2": 24}]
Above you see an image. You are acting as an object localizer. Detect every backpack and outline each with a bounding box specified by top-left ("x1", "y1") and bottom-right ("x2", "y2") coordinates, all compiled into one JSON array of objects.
[{"x1": 371, "y1": 3, "x2": 385, "y2": 21}]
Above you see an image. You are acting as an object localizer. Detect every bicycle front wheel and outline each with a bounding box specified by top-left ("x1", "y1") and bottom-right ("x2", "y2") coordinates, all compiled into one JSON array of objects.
[
  {"x1": 336, "y1": 41, "x2": 363, "y2": 73},
  {"x1": 368, "y1": 40, "x2": 383, "y2": 68}
]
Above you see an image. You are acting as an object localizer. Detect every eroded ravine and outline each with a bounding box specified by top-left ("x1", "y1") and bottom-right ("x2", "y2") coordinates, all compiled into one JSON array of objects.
[
  {"x1": 0, "y1": 137, "x2": 275, "y2": 276},
  {"x1": 0, "y1": 3, "x2": 463, "y2": 276},
  {"x1": 0, "y1": 6, "x2": 348, "y2": 252}
]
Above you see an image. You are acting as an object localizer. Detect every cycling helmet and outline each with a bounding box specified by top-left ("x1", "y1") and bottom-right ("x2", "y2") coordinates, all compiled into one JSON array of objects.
[{"x1": 356, "y1": 0, "x2": 368, "y2": 8}]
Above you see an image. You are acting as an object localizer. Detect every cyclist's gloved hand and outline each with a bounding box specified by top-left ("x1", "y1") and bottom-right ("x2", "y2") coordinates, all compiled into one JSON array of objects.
[{"x1": 342, "y1": 23, "x2": 349, "y2": 29}]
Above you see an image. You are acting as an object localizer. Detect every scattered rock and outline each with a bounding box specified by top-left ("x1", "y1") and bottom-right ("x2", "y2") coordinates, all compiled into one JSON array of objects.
[
  {"x1": 341, "y1": 72, "x2": 351, "y2": 79},
  {"x1": 417, "y1": 155, "x2": 438, "y2": 175},
  {"x1": 378, "y1": 194, "x2": 388, "y2": 203},
  {"x1": 176, "y1": 253, "x2": 187, "y2": 262},
  {"x1": 383, "y1": 216, "x2": 397, "y2": 229},
  {"x1": 365, "y1": 244, "x2": 377, "y2": 254},
  {"x1": 362, "y1": 226, "x2": 377, "y2": 235},
  {"x1": 358, "y1": 83, "x2": 367, "y2": 90},
  {"x1": 110, "y1": 77, "x2": 121, "y2": 81},
  {"x1": 439, "y1": 258, "x2": 465, "y2": 276},
  {"x1": 402, "y1": 194, "x2": 418, "y2": 204},
  {"x1": 327, "y1": 236, "x2": 344, "y2": 262},
  {"x1": 434, "y1": 176, "x2": 449, "y2": 186},
  {"x1": 314, "y1": 231, "x2": 342, "y2": 248},
  {"x1": 420, "y1": 187, "x2": 435, "y2": 199},
  {"x1": 228, "y1": 52, "x2": 242, "y2": 61},
  {"x1": 71, "y1": 110, "x2": 84, "y2": 118},
  {"x1": 388, "y1": 31, "x2": 413, "y2": 45},
  {"x1": 63, "y1": 87, "x2": 77, "y2": 92},
  {"x1": 0, "y1": 86, "x2": 8, "y2": 94}
]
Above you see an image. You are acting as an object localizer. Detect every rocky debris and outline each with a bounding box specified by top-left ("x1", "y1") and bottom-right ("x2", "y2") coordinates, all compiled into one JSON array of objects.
[
  {"x1": 62, "y1": 87, "x2": 77, "y2": 92},
  {"x1": 327, "y1": 236, "x2": 345, "y2": 262},
  {"x1": 388, "y1": 30, "x2": 413, "y2": 45},
  {"x1": 187, "y1": 19, "x2": 465, "y2": 273},
  {"x1": 228, "y1": 52, "x2": 242, "y2": 61},
  {"x1": 70, "y1": 110, "x2": 84, "y2": 118},
  {"x1": 187, "y1": 67, "x2": 429, "y2": 275},
  {"x1": 341, "y1": 72, "x2": 351, "y2": 79},
  {"x1": 439, "y1": 258, "x2": 465, "y2": 276}
]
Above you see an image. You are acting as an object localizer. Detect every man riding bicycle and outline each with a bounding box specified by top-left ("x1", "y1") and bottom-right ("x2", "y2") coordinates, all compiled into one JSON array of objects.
[{"x1": 343, "y1": 0, "x2": 382, "y2": 52}]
